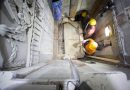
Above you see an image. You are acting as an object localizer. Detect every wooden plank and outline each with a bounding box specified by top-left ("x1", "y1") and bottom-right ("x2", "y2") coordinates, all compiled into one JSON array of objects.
[
  {"x1": 69, "y1": 0, "x2": 80, "y2": 17},
  {"x1": 88, "y1": 56, "x2": 120, "y2": 64}
]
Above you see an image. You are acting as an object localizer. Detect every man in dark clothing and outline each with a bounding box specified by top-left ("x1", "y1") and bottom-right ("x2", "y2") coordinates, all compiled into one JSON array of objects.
[{"x1": 75, "y1": 10, "x2": 97, "y2": 39}]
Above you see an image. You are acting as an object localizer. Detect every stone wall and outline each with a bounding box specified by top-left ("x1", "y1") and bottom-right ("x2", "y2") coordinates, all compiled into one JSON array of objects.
[
  {"x1": 114, "y1": 0, "x2": 130, "y2": 64},
  {"x1": 0, "y1": 0, "x2": 54, "y2": 69}
]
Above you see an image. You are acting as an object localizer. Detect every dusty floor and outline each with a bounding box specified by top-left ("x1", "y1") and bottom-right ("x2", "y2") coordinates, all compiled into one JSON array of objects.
[{"x1": 72, "y1": 59, "x2": 130, "y2": 80}]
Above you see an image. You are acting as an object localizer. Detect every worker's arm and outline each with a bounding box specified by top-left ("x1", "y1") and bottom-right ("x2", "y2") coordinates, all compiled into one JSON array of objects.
[
  {"x1": 77, "y1": 38, "x2": 90, "y2": 47},
  {"x1": 85, "y1": 26, "x2": 96, "y2": 39},
  {"x1": 82, "y1": 39, "x2": 91, "y2": 44}
]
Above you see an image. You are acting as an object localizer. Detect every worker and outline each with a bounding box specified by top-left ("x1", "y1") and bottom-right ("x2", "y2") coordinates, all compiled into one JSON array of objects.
[
  {"x1": 82, "y1": 38, "x2": 98, "y2": 55},
  {"x1": 52, "y1": 0, "x2": 62, "y2": 21},
  {"x1": 75, "y1": 10, "x2": 97, "y2": 39},
  {"x1": 83, "y1": 18, "x2": 96, "y2": 39},
  {"x1": 75, "y1": 10, "x2": 90, "y2": 22}
]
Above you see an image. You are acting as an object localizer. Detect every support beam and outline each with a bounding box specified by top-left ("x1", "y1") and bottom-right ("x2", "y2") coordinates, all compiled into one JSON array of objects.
[
  {"x1": 88, "y1": 56, "x2": 120, "y2": 64},
  {"x1": 90, "y1": 0, "x2": 109, "y2": 17},
  {"x1": 69, "y1": 0, "x2": 81, "y2": 17}
]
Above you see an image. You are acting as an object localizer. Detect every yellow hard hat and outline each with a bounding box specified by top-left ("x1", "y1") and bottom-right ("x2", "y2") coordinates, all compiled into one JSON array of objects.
[
  {"x1": 85, "y1": 39, "x2": 98, "y2": 55},
  {"x1": 81, "y1": 12, "x2": 87, "y2": 17},
  {"x1": 88, "y1": 18, "x2": 96, "y2": 25},
  {"x1": 87, "y1": 39, "x2": 98, "y2": 49},
  {"x1": 89, "y1": 41, "x2": 98, "y2": 50}
]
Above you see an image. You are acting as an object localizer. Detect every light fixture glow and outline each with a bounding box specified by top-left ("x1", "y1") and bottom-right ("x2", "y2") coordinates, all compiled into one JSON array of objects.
[{"x1": 105, "y1": 26, "x2": 110, "y2": 37}]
